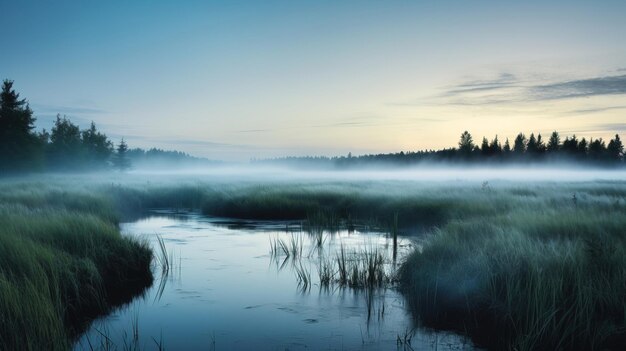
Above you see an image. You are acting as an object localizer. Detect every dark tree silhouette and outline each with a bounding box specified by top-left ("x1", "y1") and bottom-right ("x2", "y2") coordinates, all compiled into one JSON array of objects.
[
  {"x1": 458, "y1": 131, "x2": 474, "y2": 158},
  {"x1": 113, "y1": 139, "x2": 131, "y2": 171},
  {"x1": 547, "y1": 131, "x2": 560, "y2": 152},
  {"x1": 536, "y1": 134, "x2": 546, "y2": 153},
  {"x1": 526, "y1": 133, "x2": 538, "y2": 154},
  {"x1": 589, "y1": 138, "x2": 607, "y2": 160},
  {"x1": 260, "y1": 131, "x2": 624, "y2": 168},
  {"x1": 607, "y1": 134, "x2": 624, "y2": 161},
  {"x1": 480, "y1": 137, "x2": 490, "y2": 156},
  {"x1": 0, "y1": 80, "x2": 41, "y2": 171},
  {"x1": 513, "y1": 133, "x2": 527, "y2": 155},
  {"x1": 562, "y1": 135, "x2": 579, "y2": 155},
  {"x1": 49, "y1": 115, "x2": 83, "y2": 168},
  {"x1": 489, "y1": 135, "x2": 502, "y2": 155},
  {"x1": 578, "y1": 138, "x2": 588, "y2": 156},
  {"x1": 503, "y1": 138, "x2": 511, "y2": 154},
  {"x1": 82, "y1": 121, "x2": 113, "y2": 168}
]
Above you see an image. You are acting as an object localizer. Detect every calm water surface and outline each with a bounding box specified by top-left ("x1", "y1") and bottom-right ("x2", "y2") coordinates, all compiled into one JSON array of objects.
[{"x1": 75, "y1": 210, "x2": 476, "y2": 350}]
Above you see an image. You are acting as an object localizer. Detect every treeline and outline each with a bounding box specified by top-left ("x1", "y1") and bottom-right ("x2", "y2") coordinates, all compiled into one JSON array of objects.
[
  {"x1": 257, "y1": 130, "x2": 625, "y2": 168},
  {"x1": 127, "y1": 148, "x2": 220, "y2": 169},
  {"x1": 0, "y1": 80, "x2": 130, "y2": 173},
  {"x1": 0, "y1": 80, "x2": 213, "y2": 174}
]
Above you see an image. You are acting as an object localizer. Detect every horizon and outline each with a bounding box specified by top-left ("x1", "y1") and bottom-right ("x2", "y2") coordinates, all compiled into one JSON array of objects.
[{"x1": 2, "y1": 1, "x2": 626, "y2": 161}]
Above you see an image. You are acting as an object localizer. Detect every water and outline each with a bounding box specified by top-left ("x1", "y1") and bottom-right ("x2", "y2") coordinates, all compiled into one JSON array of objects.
[{"x1": 75, "y1": 210, "x2": 476, "y2": 350}]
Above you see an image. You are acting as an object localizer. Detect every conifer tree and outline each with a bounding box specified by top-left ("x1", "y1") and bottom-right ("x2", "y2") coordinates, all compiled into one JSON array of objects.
[
  {"x1": 81, "y1": 121, "x2": 113, "y2": 167},
  {"x1": 513, "y1": 133, "x2": 527, "y2": 155},
  {"x1": 489, "y1": 135, "x2": 502, "y2": 155},
  {"x1": 503, "y1": 138, "x2": 511, "y2": 154},
  {"x1": 0, "y1": 80, "x2": 41, "y2": 170},
  {"x1": 547, "y1": 131, "x2": 560, "y2": 152},
  {"x1": 526, "y1": 133, "x2": 538, "y2": 154},
  {"x1": 480, "y1": 137, "x2": 490, "y2": 156},
  {"x1": 608, "y1": 134, "x2": 624, "y2": 161},
  {"x1": 113, "y1": 139, "x2": 131, "y2": 171},
  {"x1": 458, "y1": 131, "x2": 474, "y2": 158}
]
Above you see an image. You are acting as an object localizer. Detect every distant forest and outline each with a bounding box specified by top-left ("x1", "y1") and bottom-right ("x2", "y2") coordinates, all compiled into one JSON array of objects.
[
  {"x1": 2, "y1": 79, "x2": 625, "y2": 173},
  {"x1": 0, "y1": 80, "x2": 210, "y2": 174},
  {"x1": 257, "y1": 130, "x2": 624, "y2": 168}
]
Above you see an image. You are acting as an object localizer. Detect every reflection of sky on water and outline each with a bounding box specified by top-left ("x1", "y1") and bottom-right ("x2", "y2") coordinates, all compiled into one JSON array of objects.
[{"x1": 74, "y1": 211, "x2": 476, "y2": 350}]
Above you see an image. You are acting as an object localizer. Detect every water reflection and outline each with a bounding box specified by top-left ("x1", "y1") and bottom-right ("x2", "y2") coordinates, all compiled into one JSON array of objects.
[{"x1": 74, "y1": 210, "x2": 476, "y2": 350}]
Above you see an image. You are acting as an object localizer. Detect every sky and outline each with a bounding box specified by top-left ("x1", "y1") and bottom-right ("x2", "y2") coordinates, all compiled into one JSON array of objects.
[{"x1": 2, "y1": 0, "x2": 626, "y2": 161}]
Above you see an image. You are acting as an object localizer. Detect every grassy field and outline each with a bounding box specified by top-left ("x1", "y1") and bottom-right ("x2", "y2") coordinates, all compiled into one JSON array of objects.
[{"x1": 1, "y1": 174, "x2": 625, "y2": 350}]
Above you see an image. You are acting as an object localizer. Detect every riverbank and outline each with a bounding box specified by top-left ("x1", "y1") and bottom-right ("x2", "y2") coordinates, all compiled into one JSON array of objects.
[{"x1": 0, "y1": 184, "x2": 153, "y2": 350}]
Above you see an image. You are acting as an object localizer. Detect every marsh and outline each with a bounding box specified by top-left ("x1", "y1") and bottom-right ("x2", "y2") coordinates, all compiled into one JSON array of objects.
[{"x1": 1, "y1": 169, "x2": 624, "y2": 350}]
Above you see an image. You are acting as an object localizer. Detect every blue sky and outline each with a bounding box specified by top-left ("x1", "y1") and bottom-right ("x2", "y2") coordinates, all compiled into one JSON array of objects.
[{"x1": 2, "y1": 0, "x2": 626, "y2": 160}]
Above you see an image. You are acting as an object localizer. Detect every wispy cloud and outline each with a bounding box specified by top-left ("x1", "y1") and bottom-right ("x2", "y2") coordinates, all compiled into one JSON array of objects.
[
  {"x1": 529, "y1": 75, "x2": 626, "y2": 100},
  {"x1": 591, "y1": 123, "x2": 626, "y2": 132},
  {"x1": 32, "y1": 104, "x2": 108, "y2": 115},
  {"x1": 235, "y1": 129, "x2": 272, "y2": 133},
  {"x1": 443, "y1": 73, "x2": 519, "y2": 96},
  {"x1": 402, "y1": 72, "x2": 626, "y2": 107},
  {"x1": 568, "y1": 105, "x2": 626, "y2": 114},
  {"x1": 117, "y1": 135, "x2": 256, "y2": 150}
]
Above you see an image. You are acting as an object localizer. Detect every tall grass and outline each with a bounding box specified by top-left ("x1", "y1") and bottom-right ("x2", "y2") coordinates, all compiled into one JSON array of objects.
[
  {"x1": 2, "y1": 175, "x2": 625, "y2": 350},
  {"x1": 0, "y1": 183, "x2": 153, "y2": 350},
  {"x1": 399, "y1": 193, "x2": 626, "y2": 350}
]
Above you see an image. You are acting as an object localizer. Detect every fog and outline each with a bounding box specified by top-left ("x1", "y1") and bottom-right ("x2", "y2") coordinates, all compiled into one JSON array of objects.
[{"x1": 126, "y1": 163, "x2": 626, "y2": 183}]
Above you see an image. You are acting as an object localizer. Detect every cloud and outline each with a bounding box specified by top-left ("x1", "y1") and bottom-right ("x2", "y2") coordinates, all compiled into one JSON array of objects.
[
  {"x1": 529, "y1": 75, "x2": 626, "y2": 100},
  {"x1": 312, "y1": 115, "x2": 444, "y2": 128},
  {"x1": 443, "y1": 73, "x2": 519, "y2": 96},
  {"x1": 568, "y1": 105, "x2": 626, "y2": 114},
  {"x1": 32, "y1": 104, "x2": 108, "y2": 115},
  {"x1": 591, "y1": 123, "x2": 626, "y2": 132},
  {"x1": 235, "y1": 129, "x2": 272, "y2": 133},
  {"x1": 411, "y1": 72, "x2": 626, "y2": 107},
  {"x1": 117, "y1": 135, "x2": 256, "y2": 150}
]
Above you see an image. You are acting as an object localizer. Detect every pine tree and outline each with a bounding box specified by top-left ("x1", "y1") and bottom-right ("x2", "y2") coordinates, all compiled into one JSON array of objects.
[
  {"x1": 50, "y1": 115, "x2": 83, "y2": 168},
  {"x1": 562, "y1": 135, "x2": 579, "y2": 155},
  {"x1": 480, "y1": 137, "x2": 490, "y2": 156},
  {"x1": 607, "y1": 134, "x2": 624, "y2": 161},
  {"x1": 577, "y1": 138, "x2": 588, "y2": 156},
  {"x1": 513, "y1": 133, "x2": 527, "y2": 155},
  {"x1": 536, "y1": 134, "x2": 546, "y2": 153},
  {"x1": 526, "y1": 133, "x2": 538, "y2": 154},
  {"x1": 547, "y1": 131, "x2": 560, "y2": 152},
  {"x1": 589, "y1": 138, "x2": 607, "y2": 160},
  {"x1": 0, "y1": 80, "x2": 41, "y2": 170},
  {"x1": 503, "y1": 138, "x2": 511, "y2": 154},
  {"x1": 113, "y1": 139, "x2": 131, "y2": 171},
  {"x1": 458, "y1": 131, "x2": 474, "y2": 158},
  {"x1": 489, "y1": 135, "x2": 502, "y2": 155},
  {"x1": 81, "y1": 121, "x2": 113, "y2": 168}
]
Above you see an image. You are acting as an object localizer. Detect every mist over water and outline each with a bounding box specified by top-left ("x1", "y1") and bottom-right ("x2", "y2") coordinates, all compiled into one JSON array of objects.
[{"x1": 127, "y1": 164, "x2": 626, "y2": 183}]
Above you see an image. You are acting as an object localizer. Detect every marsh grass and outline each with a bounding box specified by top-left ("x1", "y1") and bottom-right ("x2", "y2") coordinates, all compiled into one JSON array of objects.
[
  {"x1": 154, "y1": 235, "x2": 173, "y2": 276},
  {"x1": 0, "y1": 183, "x2": 154, "y2": 350},
  {"x1": 3, "y1": 176, "x2": 626, "y2": 350},
  {"x1": 269, "y1": 233, "x2": 304, "y2": 260},
  {"x1": 313, "y1": 244, "x2": 392, "y2": 289},
  {"x1": 294, "y1": 263, "x2": 311, "y2": 292},
  {"x1": 399, "y1": 195, "x2": 626, "y2": 350}
]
